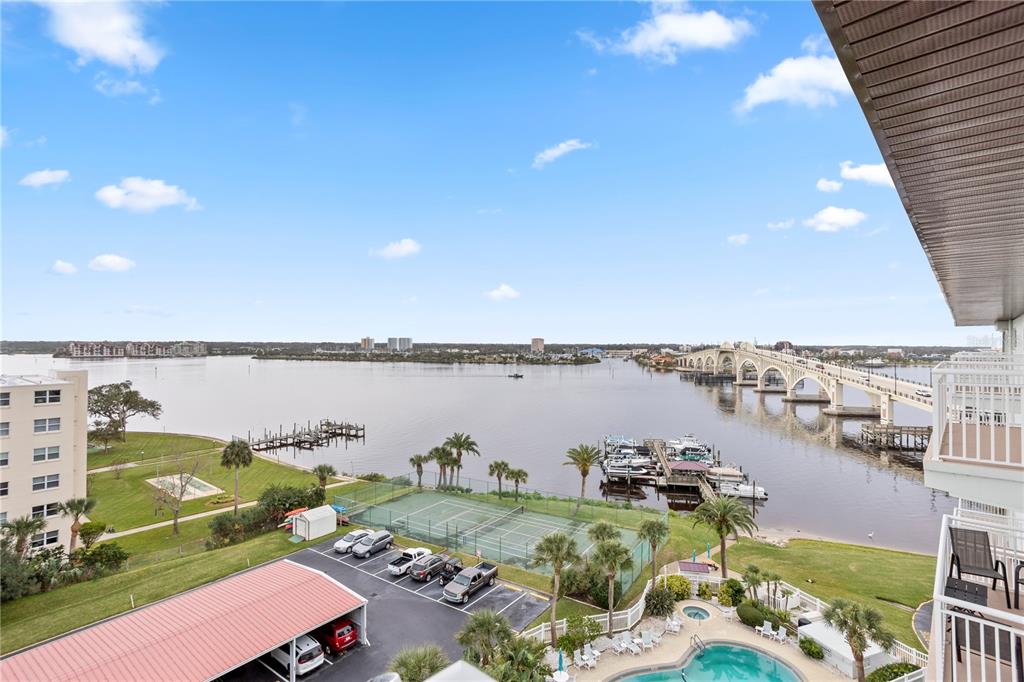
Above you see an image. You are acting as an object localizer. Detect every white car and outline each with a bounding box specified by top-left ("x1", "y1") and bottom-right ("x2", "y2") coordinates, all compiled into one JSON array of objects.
[
  {"x1": 334, "y1": 529, "x2": 371, "y2": 553},
  {"x1": 269, "y1": 634, "x2": 324, "y2": 676},
  {"x1": 915, "y1": 388, "x2": 932, "y2": 398},
  {"x1": 387, "y1": 547, "x2": 432, "y2": 576}
]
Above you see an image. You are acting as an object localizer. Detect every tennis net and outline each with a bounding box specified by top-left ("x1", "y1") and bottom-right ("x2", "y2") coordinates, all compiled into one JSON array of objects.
[{"x1": 457, "y1": 505, "x2": 524, "y2": 544}]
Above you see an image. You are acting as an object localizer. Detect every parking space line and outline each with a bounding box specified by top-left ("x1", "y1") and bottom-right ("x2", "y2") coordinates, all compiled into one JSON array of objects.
[
  {"x1": 495, "y1": 591, "x2": 527, "y2": 615},
  {"x1": 414, "y1": 579, "x2": 438, "y2": 592},
  {"x1": 258, "y1": 660, "x2": 288, "y2": 682}
]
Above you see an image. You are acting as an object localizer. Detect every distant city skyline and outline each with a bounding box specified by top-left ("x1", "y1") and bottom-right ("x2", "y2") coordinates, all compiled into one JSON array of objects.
[{"x1": 2, "y1": 2, "x2": 990, "y2": 345}]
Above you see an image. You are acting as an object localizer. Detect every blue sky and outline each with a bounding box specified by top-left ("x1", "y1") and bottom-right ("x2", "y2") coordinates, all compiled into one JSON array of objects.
[{"x1": 1, "y1": 1, "x2": 990, "y2": 345}]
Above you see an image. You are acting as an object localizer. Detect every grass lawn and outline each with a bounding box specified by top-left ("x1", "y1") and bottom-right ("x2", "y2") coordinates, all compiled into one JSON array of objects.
[
  {"x1": 89, "y1": 431, "x2": 223, "y2": 470},
  {"x1": 725, "y1": 538, "x2": 934, "y2": 649},
  {"x1": 528, "y1": 598, "x2": 605, "y2": 630},
  {"x1": 106, "y1": 514, "x2": 229, "y2": 566}
]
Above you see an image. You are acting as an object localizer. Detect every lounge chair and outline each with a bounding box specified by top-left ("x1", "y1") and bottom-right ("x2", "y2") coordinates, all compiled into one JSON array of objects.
[
  {"x1": 620, "y1": 632, "x2": 641, "y2": 656},
  {"x1": 756, "y1": 620, "x2": 773, "y2": 638},
  {"x1": 949, "y1": 527, "x2": 1011, "y2": 608},
  {"x1": 573, "y1": 650, "x2": 596, "y2": 670},
  {"x1": 665, "y1": 617, "x2": 681, "y2": 634},
  {"x1": 639, "y1": 631, "x2": 655, "y2": 651},
  {"x1": 650, "y1": 629, "x2": 663, "y2": 646},
  {"x1": 610, "y1": 639, "x2": 625, "y2": 656},
  {"x1": 584, "y1": 643, "x2": 601, "y2": 661},
  {"x1": 773, "y1": 626, "x2": 788, "y2": 643}
]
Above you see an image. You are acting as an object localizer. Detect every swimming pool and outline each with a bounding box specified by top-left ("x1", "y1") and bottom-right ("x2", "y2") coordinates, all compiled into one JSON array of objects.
[
  {"x1": 619, "y1": 643, "x2": 801, "y2": 682},
  {"x1": 683, "y1": 605, "x2": 710, "y2": 620}
]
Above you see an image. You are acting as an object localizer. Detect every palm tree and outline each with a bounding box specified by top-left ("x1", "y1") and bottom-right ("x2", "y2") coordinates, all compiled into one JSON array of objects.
[
  {"x1": 430, "y1": 446, "x2": 455, "y2": 488},
  {"x1": 508, "y1": 468, "x2": 528, "y2": 501},
  {"x1": 764, "y1": 570, "x2": 782, "y2": 608},
  {"x1": 1, "y1": 515, "x2": 47, "y2": 556},
  {"x1": 690, "y1": 495, "x2": 757, "y2": 579},
  {"x1": 388, "y1": 645, "x2": 450, "y2": 682},
  {"x1": 444, "y1": 432, "x2": 480, "y2": 487},
  {"x1": 587, "y1": 520, "x2": 620, "y2": 544},
  {"x1": 563, "y1": 443, "x2": 602, "y2": 516},
  {"x1": 488, "y1": 460, "x2": 511, "y2": 496},
  {"x1": 58, "y1": 497, "x2": 96, "y2": 552},
  {"x1": 220, "y1": 439, "x2": 254, "y2": 515},
  {"x1": 637, "y1": 518, "x2": 670, "y2": 585},
  {"x1": 409, "y1": 453, "x2": 432, "y2": 488},
  {"x1": 311, "y1": 464, "x2": 337, "y2": 495},
  {"x1": 591, "y1": 540, "x2": 633, "y2": 635},
  {"x1": 487, "y1": 636, "x2": 552, "y2": 682},
  {"x1": 823, "y1": 599, "x2": 895, "y2": 682},
  {"x1": 455, "y1": 609, "x2": 513, "y2": 667},
  {"x1": 532, "y1": 532, "x2": 580, "y2": 647},
  {"x1": 742, "y1": 564, "x2": 763, "y2": 602}
]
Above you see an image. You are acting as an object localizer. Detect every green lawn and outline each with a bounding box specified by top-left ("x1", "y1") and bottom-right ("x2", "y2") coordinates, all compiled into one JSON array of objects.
[
  {"x1": 89, "y1": 431, "x2": 223, "y2": 470},
  {"x1": 528, "y1": 597, "x2": 605, "y2": 630},
  {"x1": 106, "y1": 514, "x2": 229, "y2": 567},
  {"x1": 725, "y1": 538, "x2": 934, "y2": 649}
]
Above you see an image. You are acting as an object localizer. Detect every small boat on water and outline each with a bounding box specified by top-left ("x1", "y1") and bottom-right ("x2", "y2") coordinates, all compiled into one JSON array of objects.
[
  {"x1": 508, "y1": 373, "x2": 524, "y2": 379},
  {"x1": 719, "y1": 482, "x2": 767, "y2": 500},
  {"x1": 665, "y1": 435, "x2": 713, "y2": 461},
  {"x1": 604, "y1": 435, "x2": 640, "y2": 452},
  {"x1": 706, "y1": 466, "x2": 746, "y2": 486},
  {"x1": 604, "y1": 462, "x2": 653, "y2": 479}
]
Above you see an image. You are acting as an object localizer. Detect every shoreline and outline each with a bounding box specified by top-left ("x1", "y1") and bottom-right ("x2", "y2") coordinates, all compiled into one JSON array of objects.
[{"x1": 752, "y1": 526, "x2": 935, "y2": 556}]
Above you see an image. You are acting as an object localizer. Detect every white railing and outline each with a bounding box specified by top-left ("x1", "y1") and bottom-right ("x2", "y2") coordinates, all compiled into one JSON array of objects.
[
  {"x1": 933, "y1": 352, "x2": 1024, "y2": 468},
  {"x1": 890, "y1": 669, "x2": 927, "y2": 682},
  {"x1": 520, "y1": 575, "x2": 654, "y2": 643}
]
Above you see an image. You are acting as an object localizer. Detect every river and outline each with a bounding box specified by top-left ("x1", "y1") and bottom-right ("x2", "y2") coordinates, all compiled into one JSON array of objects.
[{"x1": 1, "y1": 354, "x2": 951, "y2": 553}]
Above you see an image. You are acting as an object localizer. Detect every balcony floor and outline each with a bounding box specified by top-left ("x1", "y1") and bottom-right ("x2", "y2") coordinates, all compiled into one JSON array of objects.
[{"x1": 939, "y1": 423, "x2": 1023, "y2": 466}]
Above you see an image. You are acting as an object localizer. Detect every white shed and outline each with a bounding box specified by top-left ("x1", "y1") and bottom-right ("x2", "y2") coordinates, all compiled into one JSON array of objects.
[
  {"x1": 797, "y1": 621, "x2": 895, "y2": 678},
  {"x1": 291, "y1": 505, "x2": 337, "y2": 541}
]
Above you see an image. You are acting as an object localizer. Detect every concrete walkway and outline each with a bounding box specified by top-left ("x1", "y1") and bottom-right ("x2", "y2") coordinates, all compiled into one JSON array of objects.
[{"x1": 88, "y1": 461, "x2": 141, "y2": 474}]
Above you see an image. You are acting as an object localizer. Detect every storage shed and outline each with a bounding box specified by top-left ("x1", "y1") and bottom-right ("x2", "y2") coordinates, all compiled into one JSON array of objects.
[
  {"x1": 797, "y1": 620, "x2": 894, "y2": 678},
  {"x1": 292, "y1": 504, "x2": 337, "y2": 541}
]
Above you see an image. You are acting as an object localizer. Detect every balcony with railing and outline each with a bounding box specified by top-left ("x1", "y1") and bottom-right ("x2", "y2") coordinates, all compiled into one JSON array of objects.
[{"x1": 924, "y1": 352, "x2": 1024, "y2": 511}]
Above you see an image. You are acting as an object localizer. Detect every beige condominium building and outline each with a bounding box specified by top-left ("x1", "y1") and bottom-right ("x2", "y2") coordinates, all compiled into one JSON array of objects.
[{"x1": 0, "y1": 370, "x2": 89, "y2": 550}]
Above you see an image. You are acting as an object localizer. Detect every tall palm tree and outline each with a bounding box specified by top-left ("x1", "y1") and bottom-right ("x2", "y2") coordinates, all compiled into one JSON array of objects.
[
  {"x1": 823, "y1": 599, "x2": 895, "y2": 682},
  {"x1": 563, "y1": 443, "x2": 602, "y2": 516},
  {"x1": 591, "y1": 540, "x2": 633, "y2": 635},
  {"x1": 637, "y1": 518, "x2": 670, "y2": 585},
  {"x1": 742, "y1": 564, "x2": 763, "y2": 601},
  {"x1": 388, "y1": 645, "x2": 450, "y2": 682},
  {"x1": 690, "y1": 495, "x2": 757, "y2": 579},
  {"x1": 587, "y1": 520, "x2": 620, "y2": 544},
  {"x1": 430, "y1": 446, "x2": 455, "y2": 488},
  {"x1": 409, "y1": 453, "x2": 432, "y2": 488},
  {"x1": 1, "y1": 515, "x2": 47, "y2": 556},
  {"x1": 311, "y1": 464, "x2": 337, "y2": 493},
  {"x1": 487, "y1": 636, "x2": 552, "y2": 682},
  {"x1": 763, "y1": 570, "x2": 782, "y2": 608},
  {"x1": 532, "y1": 532, "x2": 580, "y2": 647},
  {"x1": 220, "y1": 439, "x2": 254, "y2": 515},
  {"x1": 444, "y1": 432, "x2": 479, "y2": 487},
  {"x1": 508, "y1": 468, "x2": 528, "y2": 501},
  {"x1": 58, "y1": 497, "x2": 96, "y2": 552},
  {"x1": 488, "y1": 460, "x2": 511, "y2": 496},
  {"x1": 455, "y1": 609, "x2": 513, "y2": 667}
]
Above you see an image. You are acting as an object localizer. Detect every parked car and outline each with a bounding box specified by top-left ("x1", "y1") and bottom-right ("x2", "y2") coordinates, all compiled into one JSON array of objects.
[
  {"x1": 333, "y1": 529, "x2": 371, "y2": 554},
  {"x1": 438, "y1": 556, "x2": 464, "y2": 586},
  {"x1": 269, "y1": 634, "x2": 324, "y2": 676},
  {"x1": 388, "y1": 548, "x2": 432, "y2": 576},
  {"x1": 409, "y1": 554, "x2": 446, "y2": 581},
  {"x1": 442, "y1": 562, "x2": 498, "y2": 604},
  {"x1": 314, "y1": 617, "x2": 359, "y2": 654},
  {"x1": 352, "y1": 530, "x2": 393, "y2": 558}
]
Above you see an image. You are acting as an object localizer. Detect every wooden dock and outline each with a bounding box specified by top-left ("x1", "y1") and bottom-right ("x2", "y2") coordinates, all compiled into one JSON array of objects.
[
  {"x1": 644, "y1": 438, "x2": 718, "y2": 500},
  {"x1": 860, "y1": 423, "x2": 931, "y2": 451},
  {"x1": 248, "y1": 419, "x2": 365, "y2": 452}
]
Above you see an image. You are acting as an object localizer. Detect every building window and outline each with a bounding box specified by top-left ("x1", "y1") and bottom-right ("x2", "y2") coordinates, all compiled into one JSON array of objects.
[
  {"x1": 0, "y1": 481, "x2": 8, "y2": 496},
  {"x1": 0, "y1": 512, "x2": 6, "y2": 524},
  {"x1": 0, "y1": 422, "x2": 8, "y2": 437},
  {"x1": 30, "y1": 530, "x2": 59, "y2": 549},
  {"x1": 0, "y1": 452, "x2": 7, "y2": 467},
  {"x1": 33, "y1": 417, "x2": 60, "y2": 433},
  {"x1": 0, "y1": 392, "x2": 9, "y2": 407},
  {"x1": 31, "y1": 474, "x2": 59, "y2": 491},
  {"x1": 33, "y1": 389, "x2": 61, "y2": 405},
  {"x1": 32, "y1": 446, "x2": 60, "y2": 462},
  {"x1": 31, "y1": 503, "x2": 60, "y2": 519}
]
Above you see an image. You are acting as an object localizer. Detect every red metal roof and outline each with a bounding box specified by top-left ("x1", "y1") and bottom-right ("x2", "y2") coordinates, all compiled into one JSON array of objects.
[{"x1": 1, "y1": 560, "x2": 366, "y2": 682}]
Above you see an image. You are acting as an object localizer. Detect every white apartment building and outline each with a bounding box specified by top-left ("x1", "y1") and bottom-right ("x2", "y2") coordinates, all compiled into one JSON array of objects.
[
  {"x1": 0, "y1": 370, "x2": 89, "y2": 550},
  {"x1": 398, "y1": 337, "x2": 413, "y2": 352},
  {"x1": 818, "y1": 4, "x2": 1024, "y2": 680}
]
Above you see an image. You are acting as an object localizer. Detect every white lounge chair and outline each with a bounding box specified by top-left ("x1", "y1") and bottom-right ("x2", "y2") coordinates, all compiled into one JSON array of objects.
[
  {"x1": 574, "y1": 650, "x2": 596, "y2": 670},
  {"x1": 756, "y1": 620, "x2": 774, "y2": 638},
  {"x1": 620, "y1": 632, "x2": 641, "y2": 656},
  {"x1": 773, "y1": 626, "x2": 788, "y2": 644},
  {"x1": 639, "y1": 631, "x2": 655, "y2": 651},
  {"x1": 584, "y1": 643, "x2": 601, "y2": 661},
  {"x1": 650, "y1": 629, "x2": 663, "y2": 646},
  {"x1": 665, "y1": 617, "x2": 681, "y2": 634}
]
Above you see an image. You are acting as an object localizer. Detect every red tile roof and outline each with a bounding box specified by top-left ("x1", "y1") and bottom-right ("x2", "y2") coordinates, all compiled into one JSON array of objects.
[{"x1": 1, "y1": 560, "x2": 366, "y2": 682}]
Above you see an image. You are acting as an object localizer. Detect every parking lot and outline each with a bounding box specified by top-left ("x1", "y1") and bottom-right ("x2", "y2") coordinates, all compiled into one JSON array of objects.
[{"x1": 222, "y1": 538, "x2": 550, "y2": 682}]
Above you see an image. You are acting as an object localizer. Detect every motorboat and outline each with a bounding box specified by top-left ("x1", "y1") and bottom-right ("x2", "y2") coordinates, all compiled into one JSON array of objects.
[
  {"x1": 706, "y1": 466, "x2": 746, "y2": 486},
  {"x1": 665, "y1": 435, "x2": 712, "y2": 461},
  {"x1": 603, "y1": 462, "x2": 653, "y2": 479},
  {"x1": 604, "y1": 435, "x2": 639, "y2": 451},
  {"x1": 719, "y1": 482, "x2": 767, "y2": 500}
]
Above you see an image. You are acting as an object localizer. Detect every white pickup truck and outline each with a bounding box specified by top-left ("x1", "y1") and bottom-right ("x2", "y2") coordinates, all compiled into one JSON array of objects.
[{"x1": 387, "y1": 548, "x2": 432, "y2": 576}]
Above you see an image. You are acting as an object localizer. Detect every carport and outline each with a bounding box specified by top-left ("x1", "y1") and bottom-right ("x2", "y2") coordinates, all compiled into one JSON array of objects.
[{"x1": 0, "y1": 560, "x2": 368, "y2": 682}]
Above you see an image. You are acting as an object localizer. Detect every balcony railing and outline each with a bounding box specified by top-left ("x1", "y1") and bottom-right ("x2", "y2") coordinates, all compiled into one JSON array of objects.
[{"x1": 932, "y1": 352, "x2": 1024, "y2": 468}]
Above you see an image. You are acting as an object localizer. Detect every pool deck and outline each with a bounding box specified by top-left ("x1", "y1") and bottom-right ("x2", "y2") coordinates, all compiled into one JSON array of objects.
[{"x1": 574, "y1": 600, "x2": 846, "y2": 682}]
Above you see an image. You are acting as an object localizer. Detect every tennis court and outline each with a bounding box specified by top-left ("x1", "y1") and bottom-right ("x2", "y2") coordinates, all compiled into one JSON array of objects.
[{"x1": 347, "y1": 490, "x2": 640, "y2": 571}]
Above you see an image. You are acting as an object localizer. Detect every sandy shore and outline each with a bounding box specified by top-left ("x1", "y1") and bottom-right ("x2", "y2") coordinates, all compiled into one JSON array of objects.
[{"x1": 751, "y1": 527, "x2": 933, "y2": 555}]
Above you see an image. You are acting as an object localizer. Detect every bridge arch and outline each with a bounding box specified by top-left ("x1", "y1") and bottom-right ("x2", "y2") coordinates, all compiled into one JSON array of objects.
[
  {"x1": 718, "y1": 352, "x2": 735, "y2": 372},
  {"x1": 737, "y1": 358, "x2": 759, "y2": 381},
  {"x1": 790, "y1": 373, "x2": 834, "y2": 403},
  {"x1": 759, "y1": 365, "x2": 788, "y2": 390}
]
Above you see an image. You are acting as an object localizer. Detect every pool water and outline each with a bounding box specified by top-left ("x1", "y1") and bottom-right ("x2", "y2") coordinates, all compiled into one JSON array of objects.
[
  {"x1": 622, "y1": 644, "x2": 800, "y2": 682},
  {"x1": 683, "y1": 605, "x2": 710, "y2": 620}
]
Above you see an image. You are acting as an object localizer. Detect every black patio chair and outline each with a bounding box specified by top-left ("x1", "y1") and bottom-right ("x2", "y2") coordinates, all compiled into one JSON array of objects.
[{"x1": 948, "y1": 527, "x2": 1011, "y2": 609}]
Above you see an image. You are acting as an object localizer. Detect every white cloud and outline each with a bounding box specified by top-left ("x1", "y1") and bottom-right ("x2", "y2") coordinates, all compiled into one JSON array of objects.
[
  {"x1": 839, "y1": 160, "x2": 895, "y2": 188},
  {"x1": 89, "y1": 254, "x2": 136, "y2": 272},
  {"x1": 753, "y1": 287, "x2": 770, "y2": 296},
  {"x1": 766, "y1": 219, "x2": 795, "y2": 230},
  {"x1": 94, "y1": 73, "x2": 161, "y2": 103},
  {"x1": 727, "y1": 233, "x2": 749, "y2": 246},
  {"x1": 737, "y1": 54, "x2": 850, "y2": 113},
  {"x1": 476, "y1": 208, "x2": 503, "y2": 215},
  {"x1": 486, "y1": 283, "x2": 520, "y2": 302},
  {"x1": 289, "y1": 101, "x2": 308, "y2": 127},
  {"x1": 96, "y1": 177, "x2": 199, "y2": 212},
  {"x1": 803, "y1": 206, "x2": 867, "y2": 233},
  {"x1": 801, "y1": 34, "x2": 828, "y2": 54},
  {"x1": 52, "y1": 260, "x2": 77, "y2": 275},
  {"x1": 371, "y1": 238, "x2": 422, "y2": 259},
  {"x1": 0, "y1": 126, "x2": 8, "y2": 147},
  {"x1": 532, "y1": 139, "x2": 592, "y2": 170},
  {"x1": 19, "y1": 169, "x2": 70, "y2": 188},
  {"x1": 580, "y1": 4, "x2": 753, "y2": 65},
  {"x1": 586, "y1": 68, "x2": 598, "y2": 77},
  {"x1": 816, "y1": 178, "x2": 842, "y2": 193},
  {"x1": 38, "y1": 0, "x2": 163, "y2": 72}
]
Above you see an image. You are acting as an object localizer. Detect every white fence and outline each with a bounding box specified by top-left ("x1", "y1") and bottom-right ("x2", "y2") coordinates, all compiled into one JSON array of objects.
[{"x1": 520, "y1": 575, "x2": 654, "y2": 642}]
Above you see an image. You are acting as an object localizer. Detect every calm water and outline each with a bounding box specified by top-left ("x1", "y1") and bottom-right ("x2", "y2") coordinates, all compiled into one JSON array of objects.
[
  {"x1": 1, "y1": 355, "x2": 951, "y2": 553},
  {"x1": 623, "y1": 644, "x2": 800, "y2": 682}
]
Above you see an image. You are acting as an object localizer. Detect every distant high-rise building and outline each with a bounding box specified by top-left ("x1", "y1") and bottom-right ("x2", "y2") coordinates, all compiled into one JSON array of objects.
[
  {"x1": 360, "y1": 337, "x2": 375, "y2": 352},
  {"x1": 398, "y1": 337, "x2": 413, "y2": 352},
  {"x1": 387, "y1": 337, "x2": 399, "y2": 352},
  {"x1": 531, "y1": 338, "x2": 544, "y2": 354}
]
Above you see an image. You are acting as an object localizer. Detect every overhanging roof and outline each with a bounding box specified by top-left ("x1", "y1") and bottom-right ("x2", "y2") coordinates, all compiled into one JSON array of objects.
[
  {"x1": 814, "y1": 0, "x2": 1024, "y2": 326},
  {"x1": 0, "y1": 560, "x2": 367, "y2": 682}
]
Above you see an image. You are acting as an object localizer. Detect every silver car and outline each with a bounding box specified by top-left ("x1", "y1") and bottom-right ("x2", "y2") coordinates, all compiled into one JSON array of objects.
[{"x1": 333, "y1": 529, "x2": 371, "y2": 553}]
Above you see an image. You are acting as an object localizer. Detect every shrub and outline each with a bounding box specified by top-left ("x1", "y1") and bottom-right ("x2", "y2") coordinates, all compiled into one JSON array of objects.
[
  {"x1": 589, "y1": 579, "x2": 620, "y2": 609},
  {"x1": 258, "y1": 484, "x2": 322, "y2": 523},
  {"x1": 722, "y1": 578, "x2": 745, "y2": 606},
  {"x1": 556, "y1": 614, "x2": 602, "y2": 654},
  {"x1": 562, "y1": 562, "x2": 603, "y2": 601},
  {"x1": 78, "y1": 521, "x2": 106, "y2": 549},
  {"x1": 77, "y1": 543, "x2": 129, "y2": 571},
  {"x1": 799, "y1": 637, "x2": 825, "y2": 660},
  {"x1": 697, "y1": 581, "x2": 713, "y2": 601},
  {"x1": 717, "y1": 589, "x2": 732, "y2": 607},
  {"x1": 645, "y1": 586, "x2": 675, "y2": 617},
  {"x1": 358, "y1": 473, "x2": 388, "y2": 482},
  {"x1": 737, "y1": 603, "x2": 764, "y2": 628},
  {"x1": 866, "y1": 663, "x2": 921, "y2": 682},
  {"x1": 664, "y1": 575, "x2": 692, "y2": 601}
]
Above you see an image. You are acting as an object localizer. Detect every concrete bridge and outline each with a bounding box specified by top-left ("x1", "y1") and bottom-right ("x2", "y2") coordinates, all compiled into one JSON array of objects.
[{"x1": 680, "y1": 342, "x2": 933, "y2": 424}]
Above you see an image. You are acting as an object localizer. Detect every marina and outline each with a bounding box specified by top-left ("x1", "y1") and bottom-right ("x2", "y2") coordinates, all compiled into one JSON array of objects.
[{"x1": 246, "y1": 419, "x2": 365, "y2": 452}]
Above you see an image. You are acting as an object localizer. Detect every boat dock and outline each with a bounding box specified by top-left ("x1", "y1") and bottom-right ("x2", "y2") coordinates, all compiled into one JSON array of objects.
[
  {"x1": 247, "y1": 420, "x2": 365, "y2": 452},
  {"x1": 860, "y1": 423, "x2": 931, "y2": 451}
]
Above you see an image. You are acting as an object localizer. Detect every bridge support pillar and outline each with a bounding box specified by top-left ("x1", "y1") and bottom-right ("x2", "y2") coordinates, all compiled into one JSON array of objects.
[
  {"x1": 879, "y1": 396, "x2": 894, "y2": 425},
  {"x1": 833, "y1": 381, "x2": 844, "y2": 409}
]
